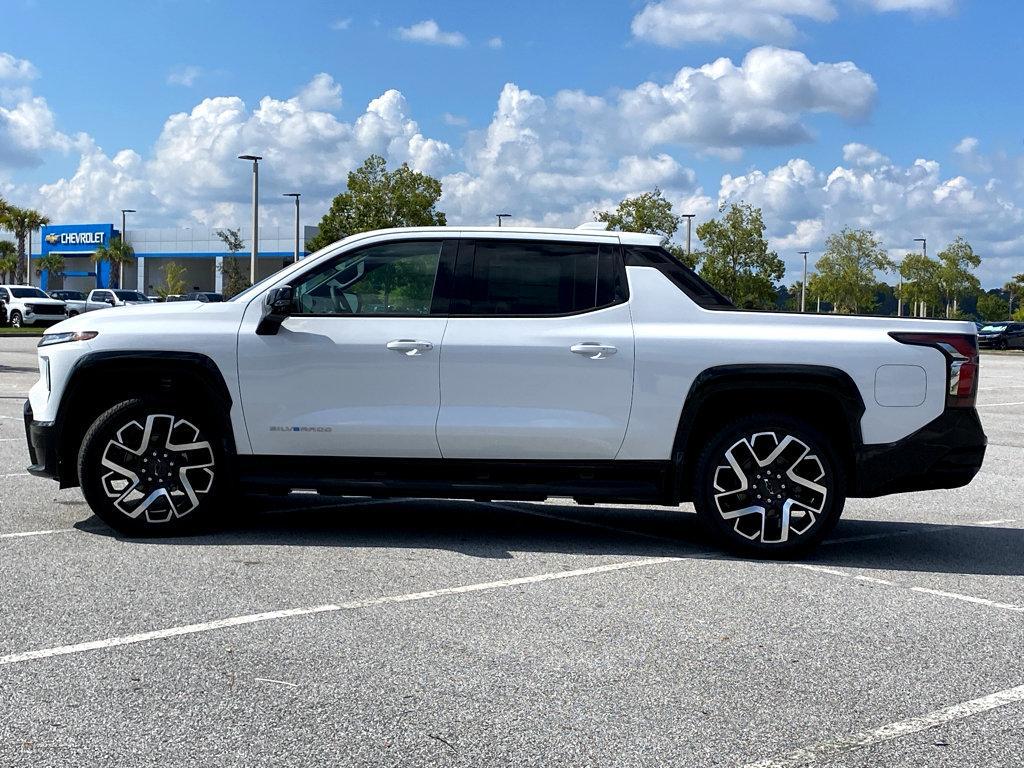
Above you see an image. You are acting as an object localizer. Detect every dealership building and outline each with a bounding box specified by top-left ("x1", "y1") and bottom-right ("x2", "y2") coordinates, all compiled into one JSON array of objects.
[{"x1": 27, "y1": 222, "x2": 319, "y2": 294}]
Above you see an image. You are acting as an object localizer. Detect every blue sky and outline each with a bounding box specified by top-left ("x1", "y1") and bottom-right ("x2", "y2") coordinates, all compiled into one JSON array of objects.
[{"x1": 2, "y1": 0, "x2": 1023, "y2": 285}]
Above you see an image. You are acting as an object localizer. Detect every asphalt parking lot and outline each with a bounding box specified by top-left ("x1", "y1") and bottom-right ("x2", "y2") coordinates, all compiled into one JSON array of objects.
[{"x1": 0, "y1": 334, "x2": 1022, "y2": 767}]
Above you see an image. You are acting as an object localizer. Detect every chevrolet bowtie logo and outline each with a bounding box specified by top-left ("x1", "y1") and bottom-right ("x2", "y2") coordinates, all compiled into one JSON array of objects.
[{"x1": 45, "y1": 233, "x2": 59, "y2": 244}]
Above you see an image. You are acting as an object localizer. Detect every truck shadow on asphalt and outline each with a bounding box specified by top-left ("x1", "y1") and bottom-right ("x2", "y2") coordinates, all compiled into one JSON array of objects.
[{"x1": 74, "y1": 496, "x2": 1024, "y2": 577}]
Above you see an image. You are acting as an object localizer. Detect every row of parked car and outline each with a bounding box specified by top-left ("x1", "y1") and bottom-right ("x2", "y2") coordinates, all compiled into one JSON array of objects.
[{"x1": 0, "y1": 285, "x2": 223, "y2": 327}]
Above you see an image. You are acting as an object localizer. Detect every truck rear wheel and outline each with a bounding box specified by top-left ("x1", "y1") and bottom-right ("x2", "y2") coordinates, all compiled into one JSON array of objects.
[
  {"x1": 693, "y1": 413, "x2": 846, "y2": 556},
  {"x1": 78, "y1": 398, "x2": 225, "y2": 536}
]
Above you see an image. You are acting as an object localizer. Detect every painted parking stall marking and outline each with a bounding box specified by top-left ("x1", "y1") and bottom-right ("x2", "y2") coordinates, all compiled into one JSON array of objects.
[
  {"x1": 751, "y1": 681, "x2": 1024, "y2": 767},
  {"x1": 0, "y1": 556, "x2": 681, "y2": 668}
]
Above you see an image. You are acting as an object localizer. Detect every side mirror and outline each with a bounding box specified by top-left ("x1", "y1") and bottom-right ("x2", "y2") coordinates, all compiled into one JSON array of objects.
[
  {"x1": 106, "y1": 298, "x2": 116, "y2": 306},
  {"x1": 256, "y1": 285, "x2": 294, "y2": 336}
]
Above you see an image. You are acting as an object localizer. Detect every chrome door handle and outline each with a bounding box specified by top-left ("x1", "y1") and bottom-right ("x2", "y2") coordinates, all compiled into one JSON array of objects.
[
  {"x1": 570, "y1": 342, "x2": 618, "y2": 359},
  {"x1": 386, "y1": 339, "x2": 434, "y2": 356}
]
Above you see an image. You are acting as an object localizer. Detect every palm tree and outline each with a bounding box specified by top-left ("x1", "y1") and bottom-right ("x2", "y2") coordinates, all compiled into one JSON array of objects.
[
  {"x1": 36, "y1": 253, "x2": 66, "y2": 288},
  {"x1": 0, "y1": 240, "x2": 16, "y2": 283},
  {"x1": 0, "y1": 205, "x2": 50, "y2": 285},
  {"x1": 92, "y1": 237, "x2": 135, "y2": 289}
]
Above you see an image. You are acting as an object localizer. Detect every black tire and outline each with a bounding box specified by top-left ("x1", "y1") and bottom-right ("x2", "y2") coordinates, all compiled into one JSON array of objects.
[
  {"x1": 693, "y1": 413, "x2": 846, "y2": 557},
  {"x1": 10, "y1": 311, "x2": 23, "y2": 328},
  {"x1": 68, "y1": 310, "x2": 79, "y2": 317},
  {"x1": 78, "y1": 398, "x2": 226, "y2": 536}
]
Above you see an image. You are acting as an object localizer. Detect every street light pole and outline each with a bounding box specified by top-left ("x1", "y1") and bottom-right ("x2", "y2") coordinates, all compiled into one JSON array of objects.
[
  {"x1": 496, "y1": 213, "x2": 511, "y2": 227},
  {"x1": 913, "y1": 238, "x2": 927, "y2": 317},
  {"x1": 238, "y1": 155, "x2": 262, "y2": 284},
  {"x1": 283, "y1": 193, "x2": 301, "y2": 262},
  {"x1": 681, "y1": 214, "x2": 695, "y2": 260},
  {"x1": 120, "y1": 208, "x2": 136, "y2": 290},
  {"x1": 799, "y1": 251, "x2": 809, "y2": 312}
]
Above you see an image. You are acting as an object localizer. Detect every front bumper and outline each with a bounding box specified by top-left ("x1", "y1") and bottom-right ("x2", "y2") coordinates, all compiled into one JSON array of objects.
[
  {"x1": 852, "y1": 408, "x2": 987, "y2": 497},
  {"x1": 24, "y1": 400, "x2": 59, "y2": 481}
]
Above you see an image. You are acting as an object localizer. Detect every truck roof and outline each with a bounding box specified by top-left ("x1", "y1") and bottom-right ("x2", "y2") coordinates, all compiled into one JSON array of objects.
[{"x1": 334, "y1": 226, "x2": 666, "y2": 247}]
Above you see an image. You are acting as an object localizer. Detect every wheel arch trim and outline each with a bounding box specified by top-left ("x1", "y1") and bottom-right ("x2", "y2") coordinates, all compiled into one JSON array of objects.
[
  {"x1": 52, "y1": 350, "x2": 235, "y2": 487},
  {"x1": 671, "y1": 364, "x2": 867, "y2": 499}
]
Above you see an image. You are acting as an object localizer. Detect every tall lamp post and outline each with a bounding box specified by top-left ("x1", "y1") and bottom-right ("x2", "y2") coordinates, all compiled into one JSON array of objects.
[
  {"x1": 238, "y1": 155, "x2": 262, "y2": 284},
  {"x1": 495, "y1": 213, "x2": 511, "y2": 227},
  {"x1": 120, "y1": 208, "x2": 135, "y2": 290},
  {"x1": 681, "y1": 214, "x2": 695, "y2": 260},
  {"x1": 283, "y1": 193, "x2": 301, "y2": 262},
  {"x1": 913, "y1": 237, "x2": 927, "y2": 317},
  {"x1": 799, "y1": 251, "x2": 810, "y2": 312}
]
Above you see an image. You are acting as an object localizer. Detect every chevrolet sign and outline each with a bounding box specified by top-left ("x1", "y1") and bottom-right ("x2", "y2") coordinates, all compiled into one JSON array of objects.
[{"x1": 47, "y1": 231, "x2": 106, "y2": 246}]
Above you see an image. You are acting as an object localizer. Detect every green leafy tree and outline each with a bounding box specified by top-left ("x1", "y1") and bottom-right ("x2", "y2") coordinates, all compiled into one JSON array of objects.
[
  {"x1": 695, "y1": 202, "x2": 784, "y2": 309},
  {"x1": 92, "y1": 237, "x2": 135, "y2": 289},
  {"x1": 812, "y1": 228, "x2": 893, "y2": 314},
  {"x1": 0, "y1": 204, "x2": 50, "y2": 284},
  {"x1": 936, "y1": 236, "x2": 981, "y2": 317},
  {"x1": 157, "y1": 261, "x2": 188, "y2": 298},
  {"x1": 0, "y1": 240, "x2": 16, "y2": 283},
  {"x1": 897, "y1": 251, "x2": 941, "y2": 317},
  {"x1": 306, "y1": 154, "x2": 446, "y2": 252},
  {"x1": 976, "y1": 292, "x2": 1009, "y2": 322},
  {"x1": 595, "y1": 188, "x2": 694, "y2": 267},
  {"x1": 216, "y1": 228, "x2": 250, "y2": 298}
]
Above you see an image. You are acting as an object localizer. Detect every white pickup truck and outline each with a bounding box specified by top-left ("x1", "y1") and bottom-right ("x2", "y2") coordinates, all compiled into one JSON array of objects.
[
  {"x1": 23, "y1": 226, "x2": 986, "y2": 555},
  {"x1": 0, "y1": 285, "x2": 66, "y2": 327}
]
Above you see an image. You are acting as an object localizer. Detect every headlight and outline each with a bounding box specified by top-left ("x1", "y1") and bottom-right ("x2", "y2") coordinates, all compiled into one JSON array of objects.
[{"x1": 37, "y1": 330, "x2": 99, "y2": 347}]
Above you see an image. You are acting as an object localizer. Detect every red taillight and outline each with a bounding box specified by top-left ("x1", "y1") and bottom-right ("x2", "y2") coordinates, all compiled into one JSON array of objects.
[{"x1": 889, "y1": 332, "x2": 979, "y2": 408}]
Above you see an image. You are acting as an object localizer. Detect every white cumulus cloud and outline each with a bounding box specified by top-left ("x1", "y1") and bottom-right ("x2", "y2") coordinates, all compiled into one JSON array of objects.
[
  {"x1": 0, "y1": 52, "x2": 37, "y2": 81},
  {"x1": 717, "y1": 144, "x2": 1024, "y2": 286},
  {"x1": 632, "y1": 0, "x2": 837, "y2": 45},
  {"x1": 397, "y1": 20, "x2": 467, "y2": 47}
]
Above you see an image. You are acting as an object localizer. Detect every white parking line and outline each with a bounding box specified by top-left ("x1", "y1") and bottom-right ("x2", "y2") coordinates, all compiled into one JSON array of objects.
[
  {"x1": 976, "y1": 518, "x2": 1016, "y2": 526},
  {"x1": 0, "y1": 556, "x2": 681, "y2": 667},
  {"x1": 750, "y1": 682, "x2": 1024, "y2": 767},
  {"x1": 976, "y1": 401, "x2": 1024, "y2": 408},
  {"x1": 0, "y1": 528, "x2": 72, "y2": 540},
  {"x1": 910, "y1": 586, "x2": 1024, "y2": 612},
  {"x1": 0, "y1": 472, "x2": 29, "y2": 478},
  {"x1": 792, "y1": 563, "x2": 1024, "y2": 615}
]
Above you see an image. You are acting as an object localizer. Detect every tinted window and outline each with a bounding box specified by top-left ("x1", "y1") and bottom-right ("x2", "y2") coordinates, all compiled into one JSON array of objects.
[
  {"x1": 114, "y1": 291, "x2": 149, "y2": 302},
  {"x1": 292, "y1": 240, "x2": 442, "y2": 316},
  {"x1": 623, "y1": 246, "x2": 733, "y2": 309},
  {"x1": 455, "y1": 241, "x2": 624, "y2": 316},
  {"x1": 10, "y1": 288, "x2": 48, "y2": 299}
]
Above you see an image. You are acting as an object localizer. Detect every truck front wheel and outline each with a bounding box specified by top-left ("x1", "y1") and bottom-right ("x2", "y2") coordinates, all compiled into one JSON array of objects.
[
  {"x1": 78, "y1": 398, "x2": 227, "y2": 536},
  {"x1": 693, "y1": 413, "x2": 846, "y2": 556}
]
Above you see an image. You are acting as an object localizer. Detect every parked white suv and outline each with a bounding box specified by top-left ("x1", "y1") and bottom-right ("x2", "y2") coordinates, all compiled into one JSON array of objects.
[
  {"x1": 23, "y1": 227, "x2": 986, "y2": 554},
  {"x1": 0, "y1": 285, "x2": 66, "y2": 327}
]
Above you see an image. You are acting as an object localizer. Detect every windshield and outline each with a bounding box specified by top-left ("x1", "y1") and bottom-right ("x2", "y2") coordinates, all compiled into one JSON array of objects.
[
  {"x1": 54, "y1": 291, "x2": 85, "y2": 300},
  {"x1": 981, "y1": 325, "x2": 1007, "y2": 333},
  {"x1": 114, "y1": 291, "x2": 150, "y2": 302},
  {"x1": 11, "y1": 288, "x2": 48, "y2": 299}
]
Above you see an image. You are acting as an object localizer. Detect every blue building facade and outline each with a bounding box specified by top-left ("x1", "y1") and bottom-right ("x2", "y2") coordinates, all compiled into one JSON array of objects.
[{"x1": 32, "y1": 223, "x2": 316, "y2": 294}]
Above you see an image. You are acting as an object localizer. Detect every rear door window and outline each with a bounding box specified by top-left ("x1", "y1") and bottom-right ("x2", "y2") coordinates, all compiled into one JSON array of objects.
[{"x1": 452, "y1": 240, "x2": 625, "y2": 316}]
